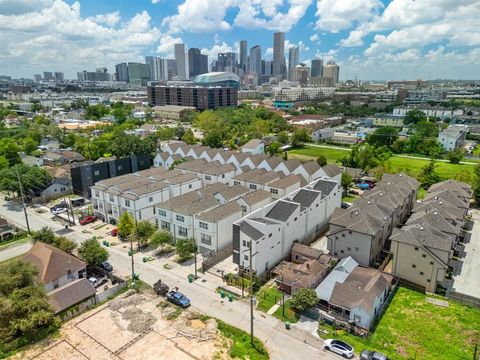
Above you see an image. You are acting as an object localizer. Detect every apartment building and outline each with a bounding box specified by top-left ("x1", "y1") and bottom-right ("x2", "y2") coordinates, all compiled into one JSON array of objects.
[
  {"x1": 91, "y1": 168, "x2": 201, "y2": 224},
  {"x1": 241, "y1": 139, "x2": 265, "y2": 155},
  {"x1": 265, "y1": 174, "x2": 302, "y2": 200},
  {"x1": 233, "y1": 177, "x2": 341, "y2": 275},
  {"x1": 176, "y1": 158, "x2": 237, "y2": 184},
  {"x1": 438, "y1": 124, "x2": 468, "y2": 151}
]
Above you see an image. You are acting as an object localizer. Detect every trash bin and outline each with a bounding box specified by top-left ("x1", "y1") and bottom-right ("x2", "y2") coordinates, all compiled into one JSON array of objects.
[
  {"x1": 142, "y1": 257, "x2": 148, "y2": 263},
  {"x1": 228, "y1": 294, "x2": 233, "y2": 302},
  {"x1": 220, "y1": 290, "x2": 225, "y2": 298},
  {"x1": 285, "y1": 321, "x2": 290, "y2": 330},
  {"x1": 188, "y1": 275, "x2": 193, "y2": 283}
]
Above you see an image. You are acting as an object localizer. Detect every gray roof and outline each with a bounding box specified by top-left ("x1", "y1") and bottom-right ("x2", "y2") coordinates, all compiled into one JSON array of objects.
[
  {"x1": 240, "y1": 189, "x2": 271, "y2": 206},
  {"x1": 316, "y1": 256, "x2": 359, "y2": 301},
  {"x1": 240, "y1": 221, "x2": 264, "y2": 240},
  {"x1": 293, "y1": 189, "x2": 321, "y2": 208},
  {"x1": 302, "y1": 161, "x2": 321, "y2": 175},
  {"x1": 282, "y1": 159, "x2": 303, "y2": 172},
  {"x1": 406, "y1": 210, "x2": 461, "y2": 236},
  {"x1": 242, "y1": 139, "x2": 264, "y2": 149},
  {"x1": 328, "y1": 207, "x2": 383, "y2": 236},
  {"x1": 390, "y1": 223, "x2": 454, "y2": 253},
  {"x1": 216, "y1": 185, "x2": 249, "y2": 201},
  {"x1": 312, "y1": 179, "x2": 338, "y2": 197},
  {"x1": 268, "y1": 174, "x2": 301, "y2": 189},
  {"x1": 322, "y1": 164, "x2": 343, "y2": 178},
  {"x1": 48, "y1": 278, "x2": 96, "y2": 314},
  {"x1": 197, "y1": 201, "x2": 242, "y2": 222},
  {"x1": 164, "y1": 172, "x2": 198, "y2": 185},
  {"x1": 266, "y1": 200, "x2": 298, "y2": 222}
]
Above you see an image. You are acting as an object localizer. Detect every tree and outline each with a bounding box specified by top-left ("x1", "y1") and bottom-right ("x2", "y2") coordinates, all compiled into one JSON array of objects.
[
  {"x1": 446, "y1": 148, "x2": 465, "y2": 164},
  {"x1": 316, "y1": 155, "x2": 327, "y2": 166},
  {"x1": 181, "y1": 128, "x2": 196, "y2": 145},
  {"x1": 78, "y1": 239, "x2": 109, "y2": 266},
  {"x1": 202, "y1": 130, "x2": 224, "y2": 148},
  {"x1": 157, "y1": 127, "x2": 175, "y2": 141},
  {"x1": 267, "y1": 142, "x2": 281, "y2": 156},
  {"x1": 176, "y1": 239, "x2": 196, "y2": 262},
  {"x1": 0, "y1": 164, "x2": 51, "y2": 195},
  {"x1": 22, "y1": 137, "x2": 38, "y2": 155},
  {"x1": 0, "y1": 138, "x2": 21, "y2": 166},
  {"x1": 135, "y1": 220, "x2": 156, "y2": 247},
  {"x1": 150, "y1": 231, "x2": 173, "y2": 251},
  {"x1": 31, "y1": 227, "x2": 76, "y2": 253},
  {"x1": 118, "y1": 212, "x2": 135, "y2": 239},
  {"x1": 367, "y1": 126, "x2": 399, "y2": 148},
  {"x1": 341, "y1": 172, "x2": 353, "y2": 190},
  {"x1": 352, "y1": 144, "x2": 378, "y2": 171},
  {"x1": 419, "y1": 160, "x2": 442, "y2": 189},
  {"x1": 290, "y1": 288, "x2": 318, "y2": 312},
  {"x1": 404, "y1": 109, "x2": 427, "y2": 125},
  {"x1": 277, "y1": 131, "x2": 289, "y2": 144},
  {"x1": 290, "y1": 128, "x2": 310, "y2": 148},
  {"x1": 0, "y1": 260, "x2": 59, "y2": 354}
]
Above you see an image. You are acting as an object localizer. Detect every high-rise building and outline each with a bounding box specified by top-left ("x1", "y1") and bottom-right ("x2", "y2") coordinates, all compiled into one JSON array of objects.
[
  {"x1": 216, "y1": 52, "x2": 237, "y2": 73},
  {"x1": 33, "y1": 74, "x2": 41, "y2": 82},
  {"x1": 291, "y1": 64, "x2": 309, "y2": 86},
  {"x1": 127, "y1": 62, "x2": 151, "y2": 85},
  {"x1": 311, "y1": 58, "x2": 323, "y2": 78},
  {"x1": 43, "y1": 71, "x2": 54, "y2": 81},
  {"x1": 323, "y1": 61, "x2": 340, "y2": 84},
  {"x1": 273, "y1": 32, "x2": 285, "y2": 77},
  {"x1": 239, "y1": 40, "x2": 248, "y2": 73},
  {"x1": 288, "y1": 46, "x2": 299, "y2": 80},
  {"x1": 188, "y1": 48, "x2": 208, "y2": 78},
  {"x1": 54, "y1": 72, "x2": 64, "y2": 82},
  {"x1": 115, "y1": 63, "x2": 129, "y2": 82},
  {"x1": 77, "y1": 68, "x2": 110, "y2": 82},
  {"x1": 262, "y1": 60, "x2": 273, "y2": 75},
  {"x1": 145, "y1": 56, "x2": 156, "y2": 80},
  {"x1": 249, "y1": 45, "x2": 262, "y2": 85},
  {"x1": 174, "y1": 44, "x2": 187, "y2": 80}
]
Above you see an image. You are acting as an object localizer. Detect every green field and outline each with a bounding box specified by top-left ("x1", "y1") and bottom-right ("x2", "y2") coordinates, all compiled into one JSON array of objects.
[
  {"x1": 318, "y1": 287, "x2": 480, "y2": 360},
  {"x1": 289, "y1": 145, "x2": 477, "y2": 184}
]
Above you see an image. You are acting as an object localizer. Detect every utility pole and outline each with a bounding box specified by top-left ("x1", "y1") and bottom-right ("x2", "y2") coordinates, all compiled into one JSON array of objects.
[
  {"x1": 129, "y1": 234, "x2": 135, "y2": 282},
  {"x1": 16, "y1": 167, "x2": 30, "y2": 234},
  {"x1": 282, "y1": 274, "x2": 285, "y2": 317},
  {"x1": 249, "y1": 239, "x2": 254, "y2": 346},
  {"x1": 64, "y1": 196, "x2": 71, "y2": 225}
]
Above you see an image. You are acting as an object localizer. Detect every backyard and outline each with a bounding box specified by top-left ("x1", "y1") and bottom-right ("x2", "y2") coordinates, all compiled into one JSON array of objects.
[
  {"x1": 289, "y1": 145, "x2": 477, "y2": 185},
  {"x1": 317, "y1": 287, "x2": 480, "y2": 360}
]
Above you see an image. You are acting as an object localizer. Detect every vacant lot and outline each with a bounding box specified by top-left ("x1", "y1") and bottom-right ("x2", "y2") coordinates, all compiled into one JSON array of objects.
[
  {"x1": 15, "y1": 290, "x2": 245, "y2": 360},
  {"x1": 290, "y1": 145, "x2": 477, "y2": 185},
  {"x1": 318, "y1": 287, "x2": 480, "y2": 360}
]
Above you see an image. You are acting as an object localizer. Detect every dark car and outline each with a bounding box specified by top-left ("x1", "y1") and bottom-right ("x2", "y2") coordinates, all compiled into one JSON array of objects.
[
  {"x1": 360, "y1": 350, "x2": 389, "y2": 360},
  {"x1": 100, "y1": 261, "x2": 113, "y2": 272},
  {"x1": 341, "y1": 202, "x2": 350, "y2": 209},
  {"x1": 166, "y1": 290, "x2": 190, "y2": 308},
  {"x1": 79, "y1": 215, "x2": 97, "y2": 225}
]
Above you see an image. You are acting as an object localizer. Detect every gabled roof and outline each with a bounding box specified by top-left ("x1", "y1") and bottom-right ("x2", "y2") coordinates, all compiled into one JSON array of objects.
[
  {"x1": 48, "y1": 278, "x2": 96, "y2": 314},
  {"x1": 390, "y1": 223, "x2": 454, "y2": 253},
  {"x1": 23, "y1": 242, "x2": 86, "y2": 283},
  {"x1": 292, "y1": 189, "x2": 321, "y2": 208},
  {"x1": 282, "y1": 159, "x2": 303, "y2": 172},
  {"x1": 406, "y1": 210, "x2": 460, "y2": 236},
  {"x1": 328, "y1": 207, "x2": 383, "y2": 236},
  {"x1": 322, "y1": 164, "x2": 343, "y2": 178},
  {"x1": 312, "y1": 179, "x2": 338, "y2": 197},
  {"x1": 239, "y1": 221, "x2": 264, "y2": 240},
  {"x1": 265, "y1": 200, "x2": 298, "y2": 222},
  {"x1": 301, "y1": 161, "x2": 321, "y2": 175},
  {"x1": 197, "y1": 201, "x2": 242, "y2": 223},
  {"x1": 268, "y1": 174, "x2": 301, "y2": 189},
  {"x1": 240, "y1": 189, "x2": 271, "y2": 206},
  {"x1": 242, "y1": 139, "x2": 264, "y2": 149}
]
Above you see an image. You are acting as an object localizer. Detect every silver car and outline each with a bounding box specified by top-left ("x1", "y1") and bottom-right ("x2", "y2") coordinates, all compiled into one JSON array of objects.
[{"x1": 324, "y1": 339, "x2": 354, "y2": 359}]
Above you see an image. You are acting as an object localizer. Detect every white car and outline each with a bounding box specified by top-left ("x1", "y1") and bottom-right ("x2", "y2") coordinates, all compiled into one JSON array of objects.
[
  {"x1": 324, "y1": 339, "x2": 354, "y2": 358},
  {"x1": 51, "y1": 207, "x2": 67, "y2": 215}
]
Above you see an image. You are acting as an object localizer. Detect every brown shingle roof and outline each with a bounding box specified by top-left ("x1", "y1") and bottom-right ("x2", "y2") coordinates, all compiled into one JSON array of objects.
[
  {"x1": 240, "y1": 189, "x2": 271, "y2": 206},
  {"x1": 47, "y1": 278, "x2": 96, "y2": 314},
  {"x1": 197, "y1": 201, "x2": 242, "y2": 222}
]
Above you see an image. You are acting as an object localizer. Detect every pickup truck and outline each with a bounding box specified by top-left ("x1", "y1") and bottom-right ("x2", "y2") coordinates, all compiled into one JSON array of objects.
[{"x1": 166, "y1": 290, "x2": 190, "y2": 308}]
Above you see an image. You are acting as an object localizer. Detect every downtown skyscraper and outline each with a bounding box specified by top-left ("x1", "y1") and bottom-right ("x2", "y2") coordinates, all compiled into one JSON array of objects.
[
  {"x1": 273, "y1": 32, "x2": 285, "y2": 78},
  {"x1": 239, "y1": 40, "x2": 247, "y2": 74},
  {"x1": 174, "y1": 43, "x2": 187, "y2": 80},
  {"x1": 288, "y1": 46, "x2": 299, "y2": 80}
]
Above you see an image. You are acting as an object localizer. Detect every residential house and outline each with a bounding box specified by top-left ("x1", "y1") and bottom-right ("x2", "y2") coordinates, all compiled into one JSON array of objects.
[
  {"x1": 438, "y1": 125, "x2": 468, "y2": 151},
  {"x1": 315, "y1": 256, "x2": 393, "y2": 329},
  {"x1": 153, "y1": 152, "x2": 182, "y2": 169},
  {"x1": 322, "y1": 164, "x2": 343, "y2": 183},
  {"x1": 236, "y1": 189, "x2": 272, "y2": 215},
  {"x1": 312, "y1": 128, "x2": 334, "y2": 142},
  {"x1": 265, "y1": 174, "x2": 302, "y2": 200},
  {"x1": 23, "y1": 242, "x2": 96, "y2": 314},
  {"x1": 241, "y1": 139, "x2": 265, "y2": 155},
  {"x1": 40, "y1": 178, "x2": 71, "y2": 198},
  {"x1": 20, "y1": 153, "x2": 44, "y2": 167}
]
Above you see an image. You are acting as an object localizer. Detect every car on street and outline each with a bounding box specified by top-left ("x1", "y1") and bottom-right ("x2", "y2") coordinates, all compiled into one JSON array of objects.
[
  {"x1": 79, "y1": 215, "x2": 96, "y2": 225},
  {"x1": 360, "y1": 350, "x2": 389, "y2": 360},
  {"x1": 341, "y1": 202, "x2": 350, "y2": 209},
  {"x1": 166, "y1": 290, "x2": 190, "y2": 308},
  {"x1": 100, "y1": 261, "x2": 113, "y2": 272},
  {"x1": 50, "y1": 204, "x2": 67, "y2": 215},
  {"x1": 324, "y1": 339, "x2": 354, "y2": 359},
  {"x1": 70, "y1": 197, "x2": 85, "y2": 207}
]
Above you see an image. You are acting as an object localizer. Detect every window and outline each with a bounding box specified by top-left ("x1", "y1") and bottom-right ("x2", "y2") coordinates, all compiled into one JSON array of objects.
[
  {"x1": 241, "y1": 205, "x2": 247, "y2": 212},
  {"x1": 348, "y1": 230, "x2": 352, "y2": 234},
  {"x1": 176, "y1": 215, "x2": 184, "y2": 222},
  {"x1": 199, "y1": 221, "x2": 208, "y2": 230},
  {"x1": 430, "y1": 261, "x2": 434, "y2": 265},
  {"x1": 138, "y1": 211, "x2": 142, "y2": 220},
  {"x1": 249, "y1": 184, "x2": 257, "y2": 190},
  {"x1": 412, "y1": 264, "x2": 416, "y2": 268},
  {"x1": 118, "y1": 165, "x2": 123, "y2": 170},
  {"x1": 355, "y1": 247, "x2": 359, "y2": 251},
  {"x1": 95, "y1": 191, "x2": 99, "y2": 197},
  {"x1": 188, "y1": 184, "x2": 192, "y2": 189},
  {"x1": 158, "y1": 209, "x2": 166, "y2": 217},
  {"x1": 200, "y1": 233, "x2": 211, "y2": 245},
  {"x1": 294, "y1": 217, "x2": 297, "y2": 222},
  {"x1": 347, "y1": 247, "x2": 351, "y2": 251},
  {"x1": 427, "y1": 279, "x2": 431, "y2": 283},
  {"x1": 342, "y1": 234, "x2": 345, "y2": 237},
  {"x1": 149, "y1": 196, "x2": 153, "y2": 203},
  {"x1": 161, "y1": 221, "x2": 170, "y2": 230},
  {"x1": 270, "y1": 188, "x2": 278, "y2": 195},
  {"x1": 67, "y1": 270, "x2": 74, "y2": 280},
  {"x1": 53, "y1": 279, "x2": 59, "y2": 289},
  {"x1": 205, "y1": 175, "x2": 212, "y2": 181},
  {"x1": 244, "y1": 255, "x2": 249, "y2": 261},
  {"x1": 155, "y1": 218, "x2": 158, "y2": 227},
  {"x1": 110, "y1": 195, "x2": 114, "y2": 202},
  {"x1": 340, "y1": 250, "x2": 344, "y2": 253},
  {"x1": 178, "y1": 226, "x2": 188, "y2": 237},
  {"x1": 268, "y1": 233, "x2": 272, "y2": 238},
  {"x1": 234, "y1": 181, "x2": 241, "y2": 186},
  {"x1": 222, "y1": 174, "x2": 225, "y2": 178},
  {"x1": 125, "y1": 199, "x2": 131, "y2": 207}
]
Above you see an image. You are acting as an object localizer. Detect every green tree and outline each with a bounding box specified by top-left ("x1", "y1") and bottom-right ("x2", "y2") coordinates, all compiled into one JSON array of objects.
[
  {"x1": 108, "y1": 133, "x2": 156, "y2": 157},
  {"x1": 0, "y1": 164, "x2": 51, "y2": 196},
  {"x1": 22, "y1": 137, "x2": 39, "y2": 155},
  {"x1": 316, "y1": 155, "x2": 327, "y2": 166},
  {"x1": 176, "y1": 239, "x2": 196, "y2": 262},
  {"x1": 0, "y1": 260, "x2": 37, "y2": 294},
  {"x1": 150, "y1": 231, "x2": 173, "y2": 251},
  {"x1": 404, "y1": 109, "x2": 427, "y2": 125},
  {"x1": 78, "y1": 238, "x2": 109, "y2": 266},
  {"x1": 341, "y1": 172, "x2": 353, "y2": 190},
  {"x1": 367, "y1": 126, "x2": 399, "y2": 148},
  {"x1": 31, "y1": 227, "x2": 76, "y2": 253},
  {"x1": 419, "y1": 160, "x2": 442, "y2": 189},
  {"x1": 136, "y1": 220, "x2": 156, "y2": 247},
  {"x1": 446, "y1": 148, "x2": 465, "y2": 164},
  {"x1": 473, "y1": 164, "x2": 480, "y2": 204},
  {"x1": 277, "y1": 131, "x2": 289, "y2": 144},
  {"x1": 118, "y1": 212, "x2": 135, "y2": 239},
  {"x1": 202, "y1": 130, "x2": 224, "y2": 148},
  {"x1": 267, "y1": 142, "x2": 281, "y2": 156},
  {"x1": 157, "y1": 127, "x2": 175, "y2": 141},
  {"x1": 352, "y1": 144, "x2": 378, "y2": 171},
  {"x1": 181, "y1": 128, "x2": 196, "y2": 144},
  {"x1": 290, "y1": 288, "x2": 318, "y2": 312},
  {"x1": 290, "y1": 128, "x2": 310, "y2": 148},
  {"x1": 0, "y1": 138, "x2": 21, "y2": 166}
]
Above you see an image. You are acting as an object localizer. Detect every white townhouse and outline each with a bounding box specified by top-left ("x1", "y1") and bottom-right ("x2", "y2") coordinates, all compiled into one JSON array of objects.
[
  {"x1": 265, "y1": 174, "x2": 302, "y2": 200},
  {"x1": 153, "y1": 152, "x2": 182, "y2": 169},
  {"x1": 258, "y1": 157, "x2": 284, "y2": 172},
  {"x1": 241, "y1": 139, "x2": 265, "y2": 155},
  {"x1": 438, "y1": 124, "x2": 468, "y2": 151},
  {"x1": 236, "y1": 189, "x2": 272, "y2": 215}
]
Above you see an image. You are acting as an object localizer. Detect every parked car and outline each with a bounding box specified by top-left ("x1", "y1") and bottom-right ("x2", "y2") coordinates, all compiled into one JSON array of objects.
[
  {"x1": 166, "y1": 290, "x2": 190, "y2": 308},
  {"x1": 88, "y1": 276, "x2": 107, "y2": 287},
  {"x1": 71, "y1": 197, "x2": 85, "y2": 207},
  {"x1": 341, "y1": 202, "x2": 350, "y2": 209},
  {"x1": 79, "y1": 215, "x2": 97, "y2": 225},
  {"x1": 100, "y1": 261, "x2": 113, "y2": 272},
  {"x1": 111, "y1": 228, "x2": 118, "y2": 236},
  {"x1": 360, "y1": 350, "x2": 389, "y2": 360},
  {"x1": 324, "y1": 339, "x2": 354, "y2": 359},
  {"x1": 50, "y1": 204, "x2": 67, "y2": 215}
]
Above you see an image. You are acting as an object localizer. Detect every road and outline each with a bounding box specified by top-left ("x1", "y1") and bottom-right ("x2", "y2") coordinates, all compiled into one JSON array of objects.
[
  {"x1": 305, "y1": 143, "x2": 478, "y2": 165},
  {"x1": 0, "y1": 197, "x2": 340, "y2": 360}
]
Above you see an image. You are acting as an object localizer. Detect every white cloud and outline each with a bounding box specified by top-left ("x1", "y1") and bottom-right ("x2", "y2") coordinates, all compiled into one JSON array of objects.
[
  {"x1": 156, "y1": 34, "x2": 184, "y2": 54},
  {"x1": 310, "y1": 34, "x2": 319, "y2": 42},
  {"x1": 90, "y1": 11, "x2": 120, "y2": 27},
  {"x1": 151, "y1": 0, "x2": 162, "y2": 3},
  {"x1": 315, "y1": 0, "x2": 382, "y2": 33},
  {"x1": 200, "y1": 42, "x2": 234, "y2": 63}
]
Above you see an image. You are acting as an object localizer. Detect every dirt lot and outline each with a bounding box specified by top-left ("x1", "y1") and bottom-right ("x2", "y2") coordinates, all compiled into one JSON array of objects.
[{"x1": 15, "y1": 290, "x2": 233, "y2": 360}]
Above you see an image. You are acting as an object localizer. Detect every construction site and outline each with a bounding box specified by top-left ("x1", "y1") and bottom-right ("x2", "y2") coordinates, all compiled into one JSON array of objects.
[{"x1": 16, "y1": 289, "x2": 234, "y2": 360}]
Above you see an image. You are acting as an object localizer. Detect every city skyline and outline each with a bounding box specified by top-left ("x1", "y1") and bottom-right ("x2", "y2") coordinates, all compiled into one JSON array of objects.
[{"x1": 0, "y1": 0, "x2": 479, "y2": 80}]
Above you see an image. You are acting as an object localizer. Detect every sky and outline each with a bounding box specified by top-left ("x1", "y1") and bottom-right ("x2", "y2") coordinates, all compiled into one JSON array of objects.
[{"x1": 0, "y1": 0, "x2": 479, "y2": 81}]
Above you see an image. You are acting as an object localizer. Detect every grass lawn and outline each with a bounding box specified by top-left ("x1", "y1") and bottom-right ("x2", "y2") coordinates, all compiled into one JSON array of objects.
[
  {"x1": 289, "y1": 145, "x2": 477, "y2": 185},
  {"x1": 342, "y1": 194, "x2": 358, "y2": 203},
  {"x1": 217, "y1": 319, "x2": 269, "y2": 360},
  {"x1": 272, "y1": 300, "x2": 300, "y2": 323},
  {"x1": 317, "y1": 287, "x2": 480, "y2": 360},
  {"x1": 256, "y1": 284, "x2": 282, "y2": 312}
]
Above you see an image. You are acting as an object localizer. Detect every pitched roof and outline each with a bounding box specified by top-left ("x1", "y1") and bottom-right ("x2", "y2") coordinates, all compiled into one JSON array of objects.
[
  {"x1": 23, "y1": 242, "x2": 86, "y2": 283},
  {"x1": 302, "y1": 161, "x2": 321, "y2": 175},
  {"x1": 328, "y1": 207, "x2": 383, "y2": 236},
  {"x1": 282, "y1": 159, "x2": 303, "y2": 172},
  {"x1": 197, "y1": 201, "x2": 242, "y2": 222},
  {"x1": 292, "y1": 189, "x2": 321, "y2": 208},
  {"x1": 322, "y1": 164, "x2": 343, "y2": 178},
  {"x1": 216, "y1": 185, "x2": 249, "y2": 201},
  {"x1": 242, "y1": 139, "x2": 264, "y2": 149},
  {"x1": 268, "y1": 174, "x2": 301, "y2": 189},
  {"x1": 312, "y1": 179, "x2": 338, "y2": 197},
  {"x1": 266, "y1": 200, "x2": 298, "y2": 222},
  {"x1": 406, "y1": 210, "x2": 460, "y2": 236},
  {"x1": 47, "y1": 278, "x2": 96, "y2": 313},
  {"x1": 240, "y1": 189, "x2": 271, "y2": 206},
  {"x1": 272, "y1": 260, "x2": 330, "y2": 289},
  {"x1": 239, "y1": 221, "x2": 264, "y2": 240},
  {"x1": 390, "y1": 223, "x2": 454, "y2": 253},
  {"x1": 291, "y1": 243, "x2": 323, "y2": 260}
]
